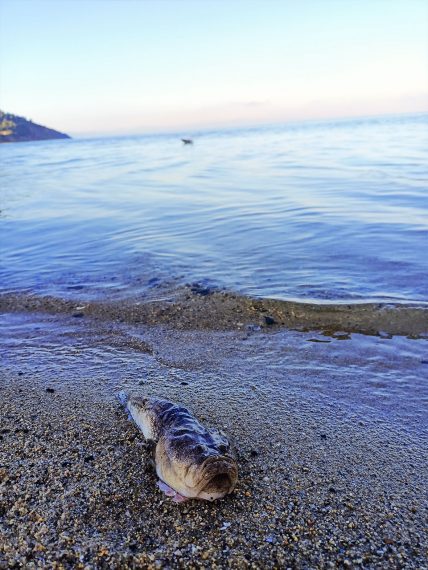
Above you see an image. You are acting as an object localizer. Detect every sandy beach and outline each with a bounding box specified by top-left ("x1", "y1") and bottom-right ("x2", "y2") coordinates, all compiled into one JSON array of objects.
[
  {"x1": 1, "y1": 304, "x2": 427, "y2": 569},
  {"x1": 2, "y1": 2, "x2": 428, "y2": 567}
]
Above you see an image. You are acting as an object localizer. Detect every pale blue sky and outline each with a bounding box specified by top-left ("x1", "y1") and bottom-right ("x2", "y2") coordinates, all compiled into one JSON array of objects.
[{"x1": 1, "y1": 0, "x2": 427, "y2": 135}]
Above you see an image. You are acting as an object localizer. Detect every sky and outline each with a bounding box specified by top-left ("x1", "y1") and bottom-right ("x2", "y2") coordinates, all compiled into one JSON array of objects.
[{"x1": 0, "y1": 0, "x2": 427, "y2": 136}]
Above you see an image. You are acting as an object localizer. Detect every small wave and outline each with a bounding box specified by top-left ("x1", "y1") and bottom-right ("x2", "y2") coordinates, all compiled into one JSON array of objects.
[{"x1": 1, "y1": 287, "x2": 427, "y2": 338}]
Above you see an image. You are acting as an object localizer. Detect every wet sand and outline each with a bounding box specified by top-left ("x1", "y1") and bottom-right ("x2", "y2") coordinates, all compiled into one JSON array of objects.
[
  {"x1": 1, "y1": 285, "x2": 428, "y2": 337},
  {"x1": 1, "y1": 309, "x2": 427, "y2": 568}
]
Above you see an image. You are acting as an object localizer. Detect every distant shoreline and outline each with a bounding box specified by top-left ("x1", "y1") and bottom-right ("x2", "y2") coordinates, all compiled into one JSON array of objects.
[{"x1": 0, "y1": 111, "x2": 70, "y2": 143}]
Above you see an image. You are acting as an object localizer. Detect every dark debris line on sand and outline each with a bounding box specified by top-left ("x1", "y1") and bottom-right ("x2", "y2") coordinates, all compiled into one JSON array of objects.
[{"x1": 1, "y1": 284, "x2": 427, "y2": 337}]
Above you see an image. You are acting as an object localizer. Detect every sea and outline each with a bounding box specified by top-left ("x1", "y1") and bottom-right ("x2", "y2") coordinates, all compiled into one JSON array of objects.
[
  {"x1": 1, "y1": 112, "x2": 428, "y2": 434},
  {"x1": 1, "y1": 113, "x2": 428, "y2": 304}
]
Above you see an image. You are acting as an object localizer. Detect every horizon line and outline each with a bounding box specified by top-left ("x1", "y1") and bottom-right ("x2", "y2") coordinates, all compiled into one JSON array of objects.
[{"x1": 68, "y1": 109, "x2": 428, "y2": 140}]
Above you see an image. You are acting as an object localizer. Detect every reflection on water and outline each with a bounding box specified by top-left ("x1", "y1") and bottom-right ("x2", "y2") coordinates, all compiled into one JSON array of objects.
[{"x1": 1, "y1": 113, "x2": 427, "y2": 303}]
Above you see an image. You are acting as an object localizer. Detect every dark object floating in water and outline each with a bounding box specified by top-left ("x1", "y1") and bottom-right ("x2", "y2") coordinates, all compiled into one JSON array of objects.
[
  {"x1": 117, "y1": 391, "x2": 238, "y2": 503},
  {"x1": 0, "y1": 110, "x2": 71, "y2": 143},
  {"x1": 181, "y1": 138, "x2": 193, "y2": 144}
]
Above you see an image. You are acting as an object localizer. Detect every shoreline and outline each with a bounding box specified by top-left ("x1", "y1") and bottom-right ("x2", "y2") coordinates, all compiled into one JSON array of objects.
[
  {"x1": 1, "y1": 311, "x2": 427, "y2": 568},
  {"x1": 1, "y1": 286, "x2": 428, "y2": 337}
]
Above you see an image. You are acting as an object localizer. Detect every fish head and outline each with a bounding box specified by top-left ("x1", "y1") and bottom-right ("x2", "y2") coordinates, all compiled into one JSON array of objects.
[
  {"x1": 156, "y1": 438, "x2": 238, "y2": 501},
  {"x1": 189, "y1": 454, "x2": 238, "y2": 501},
  {"x1": 150, "y1": 401, "x2": 239, "y2": 501}
]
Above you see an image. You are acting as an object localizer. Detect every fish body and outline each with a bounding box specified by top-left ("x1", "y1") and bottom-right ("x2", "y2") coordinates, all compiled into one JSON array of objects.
[{"x1": 117, "y1": 391, "x2": 238, "y2": 502}]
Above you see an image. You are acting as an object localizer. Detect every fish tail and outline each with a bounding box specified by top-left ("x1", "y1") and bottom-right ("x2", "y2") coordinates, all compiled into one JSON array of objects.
[{"x1": 116, "y1": 390, "x2": 129, "y2": 408}]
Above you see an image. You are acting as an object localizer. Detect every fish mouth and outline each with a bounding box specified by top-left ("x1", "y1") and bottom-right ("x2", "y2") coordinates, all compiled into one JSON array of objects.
[
  {"x1": 199, "y1": 455, "x2": 238, "y2": 494},
  {"x1": 205, "y1": 473, "x2": 234, "y2": 493}
]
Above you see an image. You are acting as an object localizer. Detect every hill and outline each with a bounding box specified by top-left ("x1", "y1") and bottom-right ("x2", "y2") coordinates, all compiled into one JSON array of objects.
[{"x1": 0, "y1": 111, "x2": 71, "y2": 143}]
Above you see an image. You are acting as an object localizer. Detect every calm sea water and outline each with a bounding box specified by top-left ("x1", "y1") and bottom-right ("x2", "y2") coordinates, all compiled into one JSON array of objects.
[{"x1": 1, "y1": 113, "x2": 427, "y2": 303}]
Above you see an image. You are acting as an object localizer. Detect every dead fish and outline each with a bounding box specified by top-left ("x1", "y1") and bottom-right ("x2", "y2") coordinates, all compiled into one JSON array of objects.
[{"x1": 117, "y1": 391, "x2": 238, "y2": 502}]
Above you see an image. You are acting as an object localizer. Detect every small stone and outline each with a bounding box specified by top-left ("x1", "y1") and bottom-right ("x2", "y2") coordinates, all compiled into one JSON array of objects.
[{"x1": 97, "y1": 546, "x2": 110, "y2": 557}]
